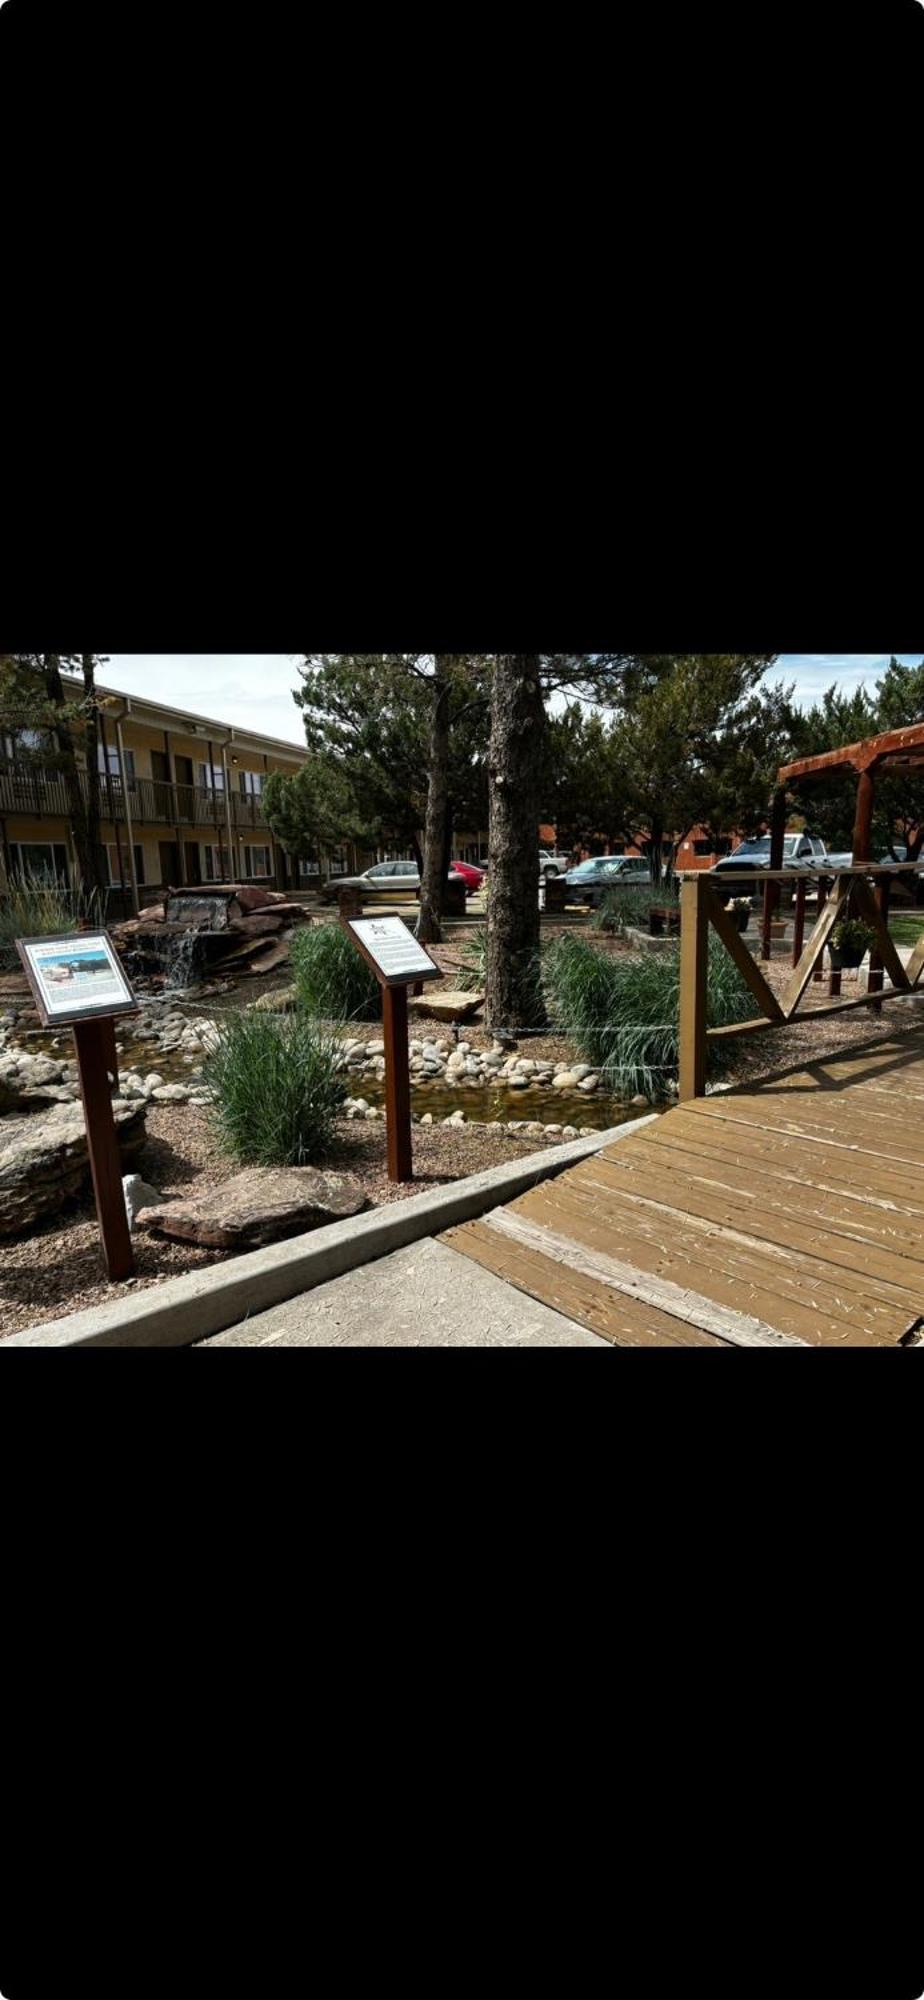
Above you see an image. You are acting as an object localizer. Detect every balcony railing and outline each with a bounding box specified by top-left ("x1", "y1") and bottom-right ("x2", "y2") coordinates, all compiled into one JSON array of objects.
[{"x1": 0, "y1": 763, "x2": 270, "y2": 831}]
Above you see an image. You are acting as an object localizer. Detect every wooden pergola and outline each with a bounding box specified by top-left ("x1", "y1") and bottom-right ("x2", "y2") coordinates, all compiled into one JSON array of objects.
[{"x1": 775, "y1": 719, "x2": 924, "y2": 865}]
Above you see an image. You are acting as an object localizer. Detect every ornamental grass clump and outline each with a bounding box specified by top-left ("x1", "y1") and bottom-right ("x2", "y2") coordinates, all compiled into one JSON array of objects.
[
  {"x1": 290, "y1": 920, "x2": 380, "y2": 1022},
  {"x1": 201, "y1": 1010, "x2": 347, "y2": 1166},
  {"x1": 542, "y1": 932, "x2": 756, "y2": 1099},
  {"x1": 595, "y1": 880, "x2": 680, "y2": 937},
  {"x1": 0, "y1": 871, "x2": 109, "y2": 970}
]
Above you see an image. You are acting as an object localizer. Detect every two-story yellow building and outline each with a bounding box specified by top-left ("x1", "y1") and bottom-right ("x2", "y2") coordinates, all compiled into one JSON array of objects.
[{"x1": 0, "y1": 671, "x2": 364, "y2": 916}]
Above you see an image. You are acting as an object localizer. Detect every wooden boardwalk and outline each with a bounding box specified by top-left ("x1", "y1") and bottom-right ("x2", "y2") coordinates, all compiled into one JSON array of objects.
[{"x1": 441, "y1": 1023, "x2": 924, "y2": 1348}]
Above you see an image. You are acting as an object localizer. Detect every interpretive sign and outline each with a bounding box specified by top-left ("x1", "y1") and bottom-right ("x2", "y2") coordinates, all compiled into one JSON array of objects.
[
  {"x1": 345, "y1": 915, "x2": 442, "y2": 1182},
  {"x1": 347, "y1": 916, "x2": 442, "y2": 986},
  {"x1": 15, "y1": 931, "x2": 138, "y2": 1280},
  {"x1": 15, "y1": 930, "x2": 139, "y2": 1029}
]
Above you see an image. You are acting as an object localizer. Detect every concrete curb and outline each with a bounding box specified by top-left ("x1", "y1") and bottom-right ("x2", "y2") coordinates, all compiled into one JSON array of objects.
[{"x1": 4, "y1": 1116, "x2": 658, "y2": 1348}]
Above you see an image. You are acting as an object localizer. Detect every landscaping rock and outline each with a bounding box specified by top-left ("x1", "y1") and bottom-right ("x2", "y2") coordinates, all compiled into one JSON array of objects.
[
  {"x1": 0, "y1": 1098, "x2": 147, "y2": 1236},
  {"x1": 122, "y1": 1174, "x2": 164, "y2": 1231},
  {"x1": 136, "y1": 1166, "x2": 368, "y2": 1249}
]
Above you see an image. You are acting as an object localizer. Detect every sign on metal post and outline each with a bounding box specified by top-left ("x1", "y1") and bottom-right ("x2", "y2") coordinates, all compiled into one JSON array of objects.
[
  {"x1": 346, "y1": 916, "x2": 442, "y2": 1181},
  {"x1": 15, "y1": 931, "x2": 140, "y2": 1280}
]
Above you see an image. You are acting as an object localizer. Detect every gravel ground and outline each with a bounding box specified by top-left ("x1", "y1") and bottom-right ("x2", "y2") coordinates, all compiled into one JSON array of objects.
[{"x1": 0, "y1": 1103, "x2": 565, "y2": 1339}]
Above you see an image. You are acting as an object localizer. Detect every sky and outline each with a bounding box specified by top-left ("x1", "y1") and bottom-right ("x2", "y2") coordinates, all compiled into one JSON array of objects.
[{"x1": 100, "y1": 653, "x2": 924, "y2": 746}]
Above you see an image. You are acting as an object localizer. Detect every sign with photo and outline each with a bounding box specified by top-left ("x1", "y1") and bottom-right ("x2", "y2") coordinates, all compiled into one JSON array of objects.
[
  {"x1": 15, "y1": 931, "x2": 139, "y2": 1027},
  {"x1": 347, "y1": 915, "x2": 442, "y2": 986}
]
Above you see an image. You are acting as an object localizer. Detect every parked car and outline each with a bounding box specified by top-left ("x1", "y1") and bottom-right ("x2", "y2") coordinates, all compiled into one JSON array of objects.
[
  {"x1": 449, "y1": 859, "x2": 486, "y2": 889},
  {"x1": 561, "y1": 855, "x2": 652, "y2": 908},
  {"x1": 709, "y1": 833, "x2": 824, "y2": 903},
  {"x1": 538, "y1": 849, "x2": 573, "y2": 879},
  {"x1": 320, "y1": 860, "x2": 466, "y2": 904}
]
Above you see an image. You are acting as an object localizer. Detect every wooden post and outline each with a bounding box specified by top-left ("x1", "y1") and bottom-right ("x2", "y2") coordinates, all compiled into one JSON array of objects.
[
  {"x1": 72, "y1": 1017, "x2": 134, "y2": 1280},
  {"x1": 761, "y1": 787, "x2": 786, "y2": 960},
  {"x1": 382, "y1": 982, "x2": 413, "y2": 1181},
  {"x1": 868, "y1": 870, "x2": 892, "y2": 1013},
  {"x1": 814, "y1": 876, "x2": 828, "y2": 982},
  {"x1": 853, "y1": 765, "x2": 876, "y2": 866},
  {"x1": 679, "y1": 874, "x2": 708, "y2": 1103},
  {"x1": 792, "y1": 876, "x2": 806, "y2": 967}
]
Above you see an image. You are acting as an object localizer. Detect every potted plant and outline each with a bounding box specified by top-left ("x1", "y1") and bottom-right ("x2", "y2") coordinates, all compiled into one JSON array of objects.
[
  {"x1": 828, "y1": 916, "x2": 876, "y2": 970},
  {"x1": 729, "y1": 896, "x2": 751, "y2": 933}
]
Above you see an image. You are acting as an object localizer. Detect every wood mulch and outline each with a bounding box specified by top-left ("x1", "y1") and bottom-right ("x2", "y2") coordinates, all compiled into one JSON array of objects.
[{"x1": 0, "y1": 1104, "x2": 563, "y2": 1340}]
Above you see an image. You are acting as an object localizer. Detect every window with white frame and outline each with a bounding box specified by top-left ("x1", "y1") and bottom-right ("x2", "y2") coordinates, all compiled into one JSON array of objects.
[
  {"x1": 243, "y1": 844, "x2": 272, "y2": 878},
  {"x1": 198, "y1": 763, "x2": 225, "y2": 793},
  {"x1": 8, "y1": 842, "x2": 70, "y2": 885},
  {"x1": 106, "y1": 844, "x2": 145, "y2": 886},
  {"x1": 238, "y1": 769, "x2": 263, "y2": 796}
]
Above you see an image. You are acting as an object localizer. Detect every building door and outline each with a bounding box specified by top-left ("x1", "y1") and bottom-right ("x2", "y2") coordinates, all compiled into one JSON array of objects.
[
  {"x1": 151, "y1": 749, "x2": 172, "y2": 820},
  {"x1": 184, "y1": 841, "x2": 202, "y2": 884},
  {"x1": 159, "y1": 840, "x2": 180, "y2": 888}
]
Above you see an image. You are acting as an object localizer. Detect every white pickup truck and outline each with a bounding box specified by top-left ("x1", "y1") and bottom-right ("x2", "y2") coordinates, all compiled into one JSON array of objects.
[{"x1": 538, "y1": 848, "x2": 572, "y2": 879}]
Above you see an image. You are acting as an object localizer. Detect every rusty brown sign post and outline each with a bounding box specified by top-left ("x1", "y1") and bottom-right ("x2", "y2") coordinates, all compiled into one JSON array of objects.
[
  {"x1": 345, "y1": 915, "x2": 442, "y2": 1181},
  {"x1": 15, "y1": 930, "x2": 141, "y2": 1280}
]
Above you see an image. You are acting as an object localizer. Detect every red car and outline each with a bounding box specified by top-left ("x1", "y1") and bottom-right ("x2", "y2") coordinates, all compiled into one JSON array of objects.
[{"x1": 450, "y1": 858, "x2": 486, "y2": 889}]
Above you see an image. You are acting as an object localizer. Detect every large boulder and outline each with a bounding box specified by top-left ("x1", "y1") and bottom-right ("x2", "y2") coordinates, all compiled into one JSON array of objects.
[
  {"x1": 137, "y1": 1165, "x2": 368, "y2": 1249},
  {"x1": 0, "y1": 1098, "x2": 148, "y2": 1236}
]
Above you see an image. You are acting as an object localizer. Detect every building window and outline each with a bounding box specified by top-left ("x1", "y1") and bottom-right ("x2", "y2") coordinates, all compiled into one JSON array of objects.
[
  {"x1": 198, "y1": 763, "x2": 225, "y2": 793},
  {"x1": 203, "y1": 844, "x2": 229, "y2": 881},
  {"x1": 238, "y1": 769, "x2": 263, "y2": 797},
  {"x1": 8, "y1": 842, "x2": 70, "y2": 885},
  {"x1": 97, "y1": 745, "x2": 136, "y2": 782},
  {"x1": 243, "y1": 844, "x2": 272, "y2": 878},
  {"x1": 106, "y1": 844, "x2": 145, "y2": 886}
]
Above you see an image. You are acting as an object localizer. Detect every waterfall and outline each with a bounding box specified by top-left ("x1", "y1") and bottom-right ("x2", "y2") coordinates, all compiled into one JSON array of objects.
[{"x1": 162, "y1": 926, "x2": 200, "y2": 991}]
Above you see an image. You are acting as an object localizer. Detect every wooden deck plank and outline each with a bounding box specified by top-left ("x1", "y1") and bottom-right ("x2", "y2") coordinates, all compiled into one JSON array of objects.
[
  {"x1": 632, "y1": 1109, "x2": 924, "y2": 1213},
  {"x1": 610, "y1": 1131, "x2": 924, "y2": 1263},
  {"x1": 444, "y1": 1020, "x2": 924, "y2": 1348},
  {"x1": 514, "y1": 1176, "x2": 906, "y2": 1345},
  {"x1": 440, "y1": 1218, "x2": 733, "y2": 1346},
  {"x1": 571, "y1": 1154, "x2": 924, "y2": 1319},
  {"x1": 687, "y1": 1094, "x2": 924, "y2": 1171}
]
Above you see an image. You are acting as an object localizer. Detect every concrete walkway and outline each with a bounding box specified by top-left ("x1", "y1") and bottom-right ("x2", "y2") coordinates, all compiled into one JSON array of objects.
[{"x1": 196, "y1": 1238, "x2": 609, "y2": 1347}]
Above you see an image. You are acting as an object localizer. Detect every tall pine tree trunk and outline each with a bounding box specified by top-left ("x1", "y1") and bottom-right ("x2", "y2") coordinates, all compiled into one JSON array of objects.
[
  {"x1": 42, "y1": 654, "x2": 109, "y2": 903},
  {"x1": 417, "y1": 655, "x2": 452, "y2": 943},
  {"x1": 485, "y1": 657, "x2": 546, "y2": 1030}
]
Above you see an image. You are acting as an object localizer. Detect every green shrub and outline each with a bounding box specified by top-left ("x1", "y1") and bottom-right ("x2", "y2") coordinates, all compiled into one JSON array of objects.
[
  {"x1": 829, "y1": 917, "x2": 876, "y2": 958},
  {"x1": 290, "y1": 920, "x2": 380, "y2": 1022},
  {"x1": 542, "y1": 932, "x2": 756, "y2": 1099},
  {"x1": 0, "y1": 871, "x2": 109, "y2": 971},
  {"x1": 200, "y1": 1010, "x2": 347, "y2": 1166}
]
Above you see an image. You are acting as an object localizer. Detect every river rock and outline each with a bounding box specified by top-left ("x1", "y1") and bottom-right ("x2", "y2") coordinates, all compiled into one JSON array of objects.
[
  {"x1": 151, "y1": 1084, "x2": 190, "y2": 1102},
  {"x1": 0, "y1": 1099, "x2": 148, "y2": 1236},
  {"x1": 553, "y1": 1071, "x2": 580, "y2": 1089},
  {"x1": 136, "y1": 1166, "x2": 368, "y2": 1249}
]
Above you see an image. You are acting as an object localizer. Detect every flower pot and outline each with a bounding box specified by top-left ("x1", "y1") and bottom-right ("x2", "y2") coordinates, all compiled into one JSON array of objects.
[{"x1": 828, "y1": 946, "x2": 864, "y2": 971}]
